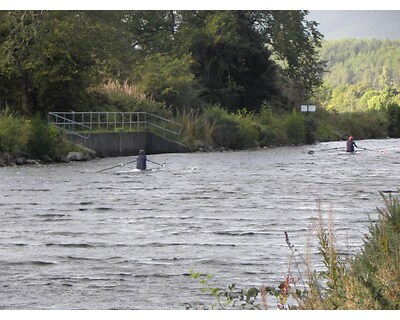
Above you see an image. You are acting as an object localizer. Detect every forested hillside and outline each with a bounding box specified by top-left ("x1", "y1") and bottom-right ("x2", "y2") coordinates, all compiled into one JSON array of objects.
[
  {"x1": 314, "y1": 39, "x2": 400, "y2": 114},
  {"x1": 320, "y1": 39, "x2": 400, "y2": 88}
]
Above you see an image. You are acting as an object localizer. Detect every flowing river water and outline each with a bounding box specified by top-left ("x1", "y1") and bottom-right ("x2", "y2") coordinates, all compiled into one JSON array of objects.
[{"x1": 1, "y1": 138, "x2": 400, "y2": 310}]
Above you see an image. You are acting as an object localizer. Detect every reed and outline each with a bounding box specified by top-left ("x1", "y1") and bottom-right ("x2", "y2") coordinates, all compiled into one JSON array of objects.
[
  {"x1": 101, "y1": 79, "x2": 149, "y2": 100},
  {"x1": 299, "y1": 193, "x2": 400, "y2": 309}
]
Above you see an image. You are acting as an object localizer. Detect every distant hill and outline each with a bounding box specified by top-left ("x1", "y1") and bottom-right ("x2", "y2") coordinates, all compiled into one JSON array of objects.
[{"x1": 307, "y1": 10, "x2": 400, "y2": 40}]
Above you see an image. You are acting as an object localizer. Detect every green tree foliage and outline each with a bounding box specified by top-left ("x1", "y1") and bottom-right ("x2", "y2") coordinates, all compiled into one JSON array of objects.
[
  {"x1": 265, "y1": 11, "x2": 325, "y2": 106},
  {"x1": 0, "y1": 10, "x2": 324, "y2": 116},
  {"x1": 137, "y1": 53, "x2": 200, "y2": 110},
  {"x1": 320, "y1": 39, "x2": 400, "y2": 89},
  {"x1": 314, "y1": 39, "x2": 400, "y2": 138},
  {"x1": 123, "y1": 10, "x2": 177, "y2": 56},
  {"x1": 316, "y1": 39, "x2": 400, "y2": 112},
  {"x1": 0, "y1": 11, "x2": 134, "y2": 116},
  {"x1": 174, "y1": 11, "x2": 323, "y2": 112},
  {"x1": 175, "y1": 11, "x2": 278, "y2": 112}
]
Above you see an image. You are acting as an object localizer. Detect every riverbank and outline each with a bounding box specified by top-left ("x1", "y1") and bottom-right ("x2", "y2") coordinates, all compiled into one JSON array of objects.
[{"x1": 0, "y1": 148, "x2": 97, "y2": 167}]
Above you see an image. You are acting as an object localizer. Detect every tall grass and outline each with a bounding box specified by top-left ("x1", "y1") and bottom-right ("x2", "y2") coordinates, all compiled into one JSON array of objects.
[
  {"x1": 101, "y1": 79, "x2": 148, "y2": 100},
  {"x1": 301, "y1": 192, "x2": 400, "y2": 309}
]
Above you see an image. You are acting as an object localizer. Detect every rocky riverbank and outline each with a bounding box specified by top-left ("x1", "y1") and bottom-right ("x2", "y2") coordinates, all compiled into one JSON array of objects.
[{"x1": 0, "y1": 149, "x2": 97, "y2": 167}]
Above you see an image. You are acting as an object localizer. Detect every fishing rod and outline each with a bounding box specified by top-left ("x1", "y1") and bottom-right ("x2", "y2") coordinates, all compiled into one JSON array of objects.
[{"x1": 96, "y1": 159, "x2": 136, "y2": 173}]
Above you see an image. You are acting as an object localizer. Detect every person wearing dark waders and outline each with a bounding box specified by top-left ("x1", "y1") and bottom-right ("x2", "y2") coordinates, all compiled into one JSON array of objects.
[
  {"x1": 136, "y1": 149, "x2": 147, "y2": 170},
  {"x1": 346, "y1": 136, "x2": 359, "y2": 153}
]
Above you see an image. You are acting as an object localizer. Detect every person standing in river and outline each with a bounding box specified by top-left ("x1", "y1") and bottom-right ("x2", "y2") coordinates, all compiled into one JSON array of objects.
[
  {"x1": 136, "y1": 149, "x2": 148, "y2": 170},
  {"x1": 346, "y1": 136, "x2": 359, "y2": 153}
]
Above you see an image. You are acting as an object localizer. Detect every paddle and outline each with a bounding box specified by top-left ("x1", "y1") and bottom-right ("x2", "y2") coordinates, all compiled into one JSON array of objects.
[
  {"x1": 363, "y1": 147, "x2": 386, "y2": 154},
  {"x1": 307, "y1": 147, "x2": 339, "y2": 154},
  {"x1": 148, "y1": 159, "x2": 164, "y2": 167},
  {"x1": 96, "y1": 159, "x2": 136, "y2": 173}
]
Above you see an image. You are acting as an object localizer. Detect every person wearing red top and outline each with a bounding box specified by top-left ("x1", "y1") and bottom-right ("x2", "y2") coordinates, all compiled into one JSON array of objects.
[{"x1": 346, "y1": 136, "x2": 358, "y2": 153}]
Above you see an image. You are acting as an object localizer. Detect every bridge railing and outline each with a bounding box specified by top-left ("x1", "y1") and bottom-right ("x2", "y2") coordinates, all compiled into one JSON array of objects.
[{"x1": 48, "y1": 111, "x2": 183, "y2": 139}]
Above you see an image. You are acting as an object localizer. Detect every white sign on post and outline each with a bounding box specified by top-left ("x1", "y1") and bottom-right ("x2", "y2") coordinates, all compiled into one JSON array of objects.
[{"x1": 301, "y1": 104, "x2": 316, "y2": 113}]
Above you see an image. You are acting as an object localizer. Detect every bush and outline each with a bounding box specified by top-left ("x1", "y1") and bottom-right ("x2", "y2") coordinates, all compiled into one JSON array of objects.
[
  {"x1": 204, "y1": 106, "x2": 258, "y2": 149},
  {"x1": 285, "y1": 109, "x2": 305, "y2": 145},
  {"x1": 256, "y1": 107, "x2": 288, "y2": 146},
  {"x1": 0, "y1": 109, "x2": 29, "y2": 155},
  {"x1": 233, "y1": 109, "x2": 259, "y2": 149},
  {"x1": 27, "y1": 114, "x2": 57, "y2": 158},
  {"x1": 386, "y1": 102, "x2": 400, "y2": 137},
  {"x1": 0, "y1": 111, "x2": 74, "y2": 160}
]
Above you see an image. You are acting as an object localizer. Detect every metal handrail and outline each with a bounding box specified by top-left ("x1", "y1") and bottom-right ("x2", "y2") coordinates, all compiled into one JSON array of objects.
[{"x1": 48, "y1": 111, "x2": 183, "y2": 138}]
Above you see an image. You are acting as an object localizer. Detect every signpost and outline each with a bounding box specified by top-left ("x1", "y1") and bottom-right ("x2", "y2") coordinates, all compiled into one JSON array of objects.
[{"x1": 301, "y1": 104, "x2": 316, "y2": 113}]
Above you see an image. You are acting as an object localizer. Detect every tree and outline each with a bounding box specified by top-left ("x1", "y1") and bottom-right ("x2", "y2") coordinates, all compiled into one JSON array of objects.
[
  {"x1": 137, "y1": 53, "x2": 200, "y2": 111},
  {"x1": 0, "y1": 11, "x2": 134, "y2": 116},
  {"x1": 259, "y1": 10, "x2": 325, "y2": 108},
  {"x1": 0, "y1": 10, "x2": 325, "y2": 116},
  {"x1": 174, "y1": 10, "x2": 324, "y2": 112},
  {"x1": 174, "y1": 11, "x2": 279, "y2": 112}
]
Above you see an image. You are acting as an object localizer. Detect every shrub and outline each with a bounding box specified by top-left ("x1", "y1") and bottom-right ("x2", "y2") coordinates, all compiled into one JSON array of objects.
[
  {"x1": 256, "y1": 107, "x2": 288, "y2": 146},
  {"x1": 233, "y1": 109, "x2": 259, "y2": 148},
  {"x1": 0, "y1": 109, "x2": 29, "y2": 155},
  {"x1": 27, "y1": 114, "x2": 56, "y2": 158},
  {"x1": 285, "y1": 109, "x2": 305, "y2": 145},
  {"x1": 385, "y1": 102, "x2": 400, "y2": 138},
  {"x1": 204, "y1": 106, "x2": 258, "y2": 149}
]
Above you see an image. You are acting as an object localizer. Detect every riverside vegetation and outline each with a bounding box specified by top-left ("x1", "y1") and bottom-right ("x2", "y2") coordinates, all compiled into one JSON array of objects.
[
  {"x1": 0, "y1": 101, "x2": 392, "y2": 165},
  {"x1": 0, "y1": 110, "x2": 94, "y2": 166}
]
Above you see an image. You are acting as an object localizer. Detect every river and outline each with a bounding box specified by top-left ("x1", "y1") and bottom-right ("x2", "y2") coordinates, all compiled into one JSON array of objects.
[{"x1": 1, "y1": 138, "x2": 399, "y2": 309}]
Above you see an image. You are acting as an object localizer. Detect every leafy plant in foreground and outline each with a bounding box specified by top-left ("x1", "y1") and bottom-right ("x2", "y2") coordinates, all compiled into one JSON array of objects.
[{"x1": 186, "y1": 270, "x2": 261, "y2": 310}]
